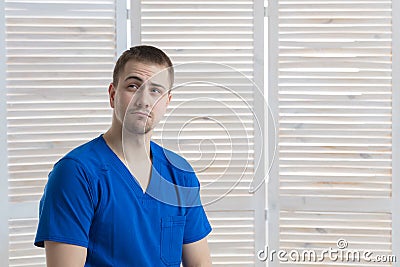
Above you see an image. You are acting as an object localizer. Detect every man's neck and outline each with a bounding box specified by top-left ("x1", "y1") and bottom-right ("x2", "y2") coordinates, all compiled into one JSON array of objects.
[{"x1": 103, "y1": 126, "x2": 152, "y2": 163}]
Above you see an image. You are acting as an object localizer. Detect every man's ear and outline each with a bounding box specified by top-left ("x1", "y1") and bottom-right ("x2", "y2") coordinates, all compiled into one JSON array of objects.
[
  {"x1": 166, "y1": 91, "x2": 172, "y2": 105},
  {"x1": 108, "y1": 83, "x2": 116, "y2": 108}
]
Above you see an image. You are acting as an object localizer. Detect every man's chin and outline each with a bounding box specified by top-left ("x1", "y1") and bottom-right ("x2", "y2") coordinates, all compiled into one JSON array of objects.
[{"x1": 123, "y1": 124, "x2": 153, "y2": 136}]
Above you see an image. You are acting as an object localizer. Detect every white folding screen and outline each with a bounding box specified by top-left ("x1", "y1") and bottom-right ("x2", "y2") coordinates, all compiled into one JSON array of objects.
[
  {"x1": 3, "y1": 0, "x2": 125, "y2": 265},
  {"x1": 130, "y1": 0, "x2": 266, "y2": 266},
  {"x1": 268, "y1": 0, "x2": 399, "y2": 266}
]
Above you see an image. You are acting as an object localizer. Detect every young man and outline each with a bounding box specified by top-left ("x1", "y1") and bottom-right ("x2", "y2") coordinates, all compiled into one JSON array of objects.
[{"x1": 34, "y1": 45, "x2": 212, "y2": 266}]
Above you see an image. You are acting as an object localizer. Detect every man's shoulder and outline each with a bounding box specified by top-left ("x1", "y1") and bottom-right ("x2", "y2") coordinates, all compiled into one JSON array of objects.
[{"x1": 59, "y1": 135, "x2": 105, "y2": 167}]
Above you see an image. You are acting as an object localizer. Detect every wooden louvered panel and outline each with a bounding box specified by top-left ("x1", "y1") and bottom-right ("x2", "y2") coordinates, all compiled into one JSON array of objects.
[
  {"x1": 136, "y1": 0, "x2": 265, "y2": 265},
  {"x1": 277, "y1": 0, "x2": 391, "y2": 203},
  {"x1": 5, "y1": 0, "x2": 122, "y2": 265},
  {"x1": 268, "y1": 0, "x2": 397, "y2": 266},
  {"x1": 6, "y1": 0, "x2": 117, "y2": 205}
]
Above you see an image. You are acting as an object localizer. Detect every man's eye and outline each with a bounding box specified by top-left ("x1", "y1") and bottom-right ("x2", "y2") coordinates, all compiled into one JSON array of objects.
[
  {"x1": 151, "y1": 88, "x2": 162, "y2": 93},
  {"x1": 128, "y1": 84, "x2": 139, "y2": 90}
]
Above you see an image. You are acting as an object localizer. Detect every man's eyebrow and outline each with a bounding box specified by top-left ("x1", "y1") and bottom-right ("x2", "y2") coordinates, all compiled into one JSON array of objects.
[
  {"x1": 124, "y1": 75, "x2": 166, "y2": 90},
  {"x1": 124, "y1": 76, "x2": 143, "y2": 83},
  {"x1": 150, "y1": 82, "x2": 166, "y2": 91}
]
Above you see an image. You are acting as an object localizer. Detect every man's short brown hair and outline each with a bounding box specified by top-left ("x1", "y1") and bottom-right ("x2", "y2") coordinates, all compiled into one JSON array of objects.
[{"x1": 113, "y1": 45, "x2": 174, "y2": 87}]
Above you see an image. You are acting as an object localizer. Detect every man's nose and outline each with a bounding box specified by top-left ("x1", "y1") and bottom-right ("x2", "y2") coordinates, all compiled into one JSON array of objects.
[{"x1": 134, "y1": 86, "x2": 151, "y2": 108}]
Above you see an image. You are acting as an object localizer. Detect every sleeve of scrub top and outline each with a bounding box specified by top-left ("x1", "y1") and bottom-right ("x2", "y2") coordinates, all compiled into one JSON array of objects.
[
  {"x1": 34, "y1": 158, "x2": 95, "y2": 248},
  {"x1": 182, "y1": 171, "x2": 212, "y2": 244}
]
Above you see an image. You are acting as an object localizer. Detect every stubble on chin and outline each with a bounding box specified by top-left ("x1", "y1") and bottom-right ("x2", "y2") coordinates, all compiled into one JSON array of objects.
[{"x1": 123, "y1": 118, "x2": 153, "y2": 135}]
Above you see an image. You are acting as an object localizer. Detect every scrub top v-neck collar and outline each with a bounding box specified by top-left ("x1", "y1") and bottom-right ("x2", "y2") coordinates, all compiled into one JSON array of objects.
[{"x1": 99, "y1": 134, "x2": 160, "y2": 199}]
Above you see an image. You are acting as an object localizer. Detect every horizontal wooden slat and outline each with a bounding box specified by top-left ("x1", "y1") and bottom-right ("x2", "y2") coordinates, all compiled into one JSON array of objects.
[
  {"x1": 279, "y1": 3, "x2": 391, "y2": 10},
  {"x1": 142, "y1": 0, "x2": 252, "y2": 3}
]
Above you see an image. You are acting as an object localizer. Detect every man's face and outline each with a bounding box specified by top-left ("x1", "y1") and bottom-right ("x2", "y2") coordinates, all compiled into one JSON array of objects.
[{"x1": 109, "y1": 60, "x2": 172, "y2": 134}]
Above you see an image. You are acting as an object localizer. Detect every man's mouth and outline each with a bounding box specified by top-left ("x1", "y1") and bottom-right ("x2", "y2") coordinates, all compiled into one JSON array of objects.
[{"x1": 130, "y1": 110, "x2": 151, "y2": 117}]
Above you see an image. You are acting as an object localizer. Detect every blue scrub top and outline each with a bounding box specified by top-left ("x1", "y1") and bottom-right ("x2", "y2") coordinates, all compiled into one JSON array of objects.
[{"x1": 35, "y1": 135, "x2": 212, "y2": 266}]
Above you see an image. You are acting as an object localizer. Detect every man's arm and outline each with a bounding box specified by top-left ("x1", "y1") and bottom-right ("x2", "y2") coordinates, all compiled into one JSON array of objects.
[
  {"x1": 45, "y1": 241, "x2": 87, "y2": 267},
  {"x1": 182, "y1": 237, "x2": 212, "y2": 267}
]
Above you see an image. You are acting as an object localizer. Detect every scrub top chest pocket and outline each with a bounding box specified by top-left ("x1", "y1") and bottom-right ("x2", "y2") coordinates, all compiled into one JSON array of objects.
[{"x1": 160, "y1": 216, "x2": 186, "y2": 266}]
